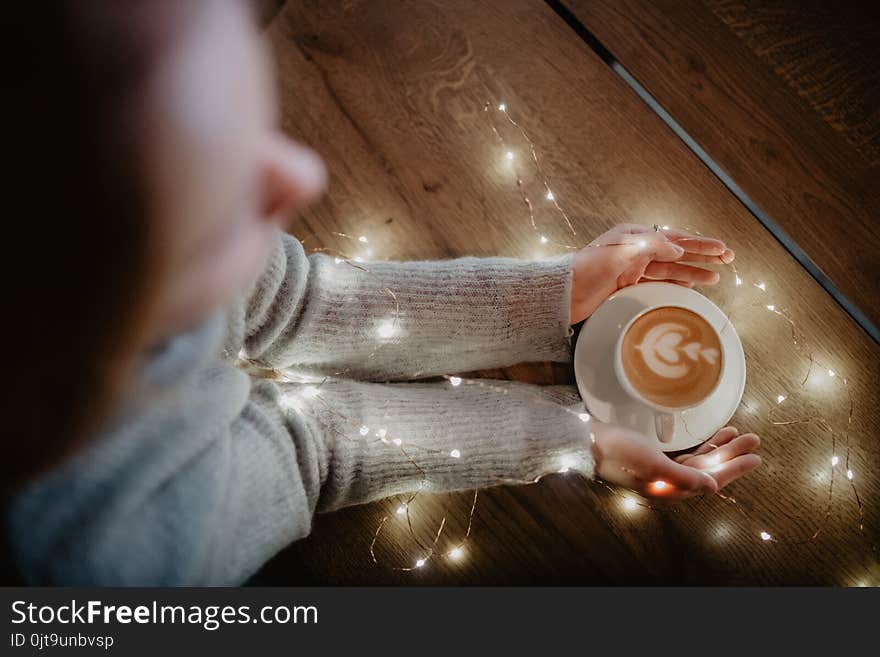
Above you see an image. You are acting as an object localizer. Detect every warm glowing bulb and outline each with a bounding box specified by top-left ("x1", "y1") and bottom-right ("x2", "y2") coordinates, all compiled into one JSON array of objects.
[
  {"x1": 377, "y1": 428, "x2": 387, "y2": 438},
  {"x1": 334, "y1": 257, "x2": 343, "y2": 264},
  {"x1": 622, "y1": 497, "x2": 638, "y2": 511},
  {"x1": 662, "y1": 225, "x2": 670, "y2": 230},
  {"x1": 393, "y1": 438, "x2": 402, "y2": 446},
  {"x1": 450, "y1": 449, "x2": 461, "y2": 458},
  {"x1": 707, "y1": 454, "x2": 722, "y2": 467},
  {"x1": 415, "y1": 559, "x2": 426, "y2": 568},
  {"x1": 540, "y1": 235, "x2": 549, "y2": 244},
  {"x1": 735, "y1": 276, "x2": 743, "y2": 286},
  {"x1": 505, "y1": 151, "x2": 514, "y2": 161},
  {"x1": 767, "y1": 304, "x2": 775, "y2": 311},
  {"x1": 636, "y1": 240, "x2": 647, "y2": 248},
  {"x1": 358, "y1": 235, "x2": 368, "y2": 243},
  {"x1": 377, "y1": 321, "x2": 396, "y2": 338},
  {"x1": 847, "y1": 469, "x2": 854, "y2": 480},
  {"x1": 558, "y1": 455, "x2": 578, "y2": 474},
  {"x1": 578, "y1": 412, "x2": 590, "y2": 422},
  {"x1": 359, "y1": 426, "x2": 370, "y2": 436},
  {"x1": 649, "y1": 480, "x2": 668, "y2": 493},
  {"x1": 448, "y1": 547, "x2": 464, "y2": 560},
  {"x1": 777, "y1": 395, "x2": 786, "y2": 403},
  {"x1": 449, "y1": 376, "x2": 462, "y2": 386},
  {"x1": 546, "y1": 190, "x2": 554, "y2": 201},
  {"x1": 831, "y1": 455, "x2": 839, "y2": 466},
  {"x1": 827, "y1": 369, "x2": 836, "y2": 377},
  {"x1": 396, "y1": 505, "x2": 407, "y2": 515},
  {"x1": 760, "y1": 531, "x2": 772, "y2": 541},
  {"x1": 757, "y1": 282, "x2": 766, "y2": 291},
  {"x1": 353, "y1": 256, "x2": 365, "y2": 262},
  {"x1": 498, "y1": 103, "x2": 506, "y2": 111}
]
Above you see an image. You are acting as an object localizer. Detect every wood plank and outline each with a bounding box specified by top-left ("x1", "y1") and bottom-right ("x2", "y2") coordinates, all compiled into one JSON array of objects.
[
  {"x1": 258, "y1": 0, "x2": 880, "y2": 585},
  {"x1": 561, "y1": 0, "x2": 880, "y2": 335}
]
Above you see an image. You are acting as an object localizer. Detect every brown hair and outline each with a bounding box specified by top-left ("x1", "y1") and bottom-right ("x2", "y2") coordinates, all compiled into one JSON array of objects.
[{"x1": 3, "y1": 2, "x2": 196, "y2": 491}]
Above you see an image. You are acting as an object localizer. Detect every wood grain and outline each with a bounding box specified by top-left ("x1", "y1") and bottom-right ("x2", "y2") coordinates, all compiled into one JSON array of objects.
[
  {"x1": 561, "y1": 0, "x2": 880, "y2": 335},
  {"x1": 257, "y1": 0, "x2": 880, "y2": 585}
]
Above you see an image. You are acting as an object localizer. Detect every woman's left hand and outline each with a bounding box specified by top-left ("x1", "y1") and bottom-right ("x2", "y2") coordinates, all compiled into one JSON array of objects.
[{"x1": 570, "y1": 223, "x2": 735, "y2": 324}]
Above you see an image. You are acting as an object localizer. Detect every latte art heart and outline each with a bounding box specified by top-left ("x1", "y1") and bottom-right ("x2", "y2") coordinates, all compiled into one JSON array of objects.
[{"x1": 621, "y1": 306, "x2": 723, "y2": 408}]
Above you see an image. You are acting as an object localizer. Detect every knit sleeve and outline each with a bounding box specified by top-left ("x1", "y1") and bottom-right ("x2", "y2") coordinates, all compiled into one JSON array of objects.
[
  {"x1": 224, "y1": 232, "x2": 575, "y2": 379},
  {"x1": 7, "y1": 366, "x2": 592, "y2": 585},
  {"x1": 280, "y1": 377, "x2": 594, "y2": 512}
]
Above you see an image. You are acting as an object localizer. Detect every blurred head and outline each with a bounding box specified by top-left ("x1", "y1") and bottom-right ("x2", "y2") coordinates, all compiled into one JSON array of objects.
[{"x1": 8, "y1": 0, "x2": 325, "y2": 487}]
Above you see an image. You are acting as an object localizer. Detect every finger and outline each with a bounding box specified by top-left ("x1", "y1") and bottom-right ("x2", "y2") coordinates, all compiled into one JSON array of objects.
[
  {"x1": 644, "y1": 261, "x2": 721, "y2": 285},
  {"x1": 678, "y1": 249, "x2": 735, "y2": 264},
  {"x1": 607, "y1": 232, "x2": 686, "y2": 262},
  {"x1": 638, "y1": 277, "x2": 694, "y2": 288},
  {"x1": 686, "y1": 433, "x2": 761, "y2": 470},
  {"x1": 635, "y1": 450, "x2": 718, "y2": 494},
  {"x1": 707, "y1": 454, "x2": 762, "y2": 489},
  {"x1": 674, "y1": 426, "x2": 740, "y2": 463},
  {"x1": 693, "y1": 426, "x2": 739, "y2": 455},
  {"x1": 661, "y1": 229, "x2": 727, "y2": 256}
]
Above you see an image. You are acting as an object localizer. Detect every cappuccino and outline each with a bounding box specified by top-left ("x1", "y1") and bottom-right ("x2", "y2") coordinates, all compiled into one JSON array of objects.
[{"x1": 620, "y1": 306, "x2": 722, "y2": 408}]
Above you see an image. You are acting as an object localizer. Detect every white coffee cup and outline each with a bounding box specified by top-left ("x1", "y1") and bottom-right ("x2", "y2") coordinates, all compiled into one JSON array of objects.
[{"x1": 613, "y1": 304, "x2": 725, "y2": 443}]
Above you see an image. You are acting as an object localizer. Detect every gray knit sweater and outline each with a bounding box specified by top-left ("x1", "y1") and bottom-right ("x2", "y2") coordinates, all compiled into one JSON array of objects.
[{"x1": 8, "y1": 233, "x2": 593, "y2": 585}]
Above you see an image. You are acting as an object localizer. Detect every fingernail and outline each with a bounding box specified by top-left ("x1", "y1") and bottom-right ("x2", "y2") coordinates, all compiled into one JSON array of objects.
[{"x1": 721, "y1": 249, "x2": 735, "y2": 264}]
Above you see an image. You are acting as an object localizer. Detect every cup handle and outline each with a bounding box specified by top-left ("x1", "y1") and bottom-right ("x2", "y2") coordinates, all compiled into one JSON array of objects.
[{"x1": 654, "y1": 412, "x2": 675, "y2": 443}]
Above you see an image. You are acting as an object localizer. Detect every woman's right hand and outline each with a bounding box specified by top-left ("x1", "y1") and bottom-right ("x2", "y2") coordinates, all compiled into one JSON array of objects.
[{"x1": 590, "y1": 422, "x2": 761, "y2": 501}]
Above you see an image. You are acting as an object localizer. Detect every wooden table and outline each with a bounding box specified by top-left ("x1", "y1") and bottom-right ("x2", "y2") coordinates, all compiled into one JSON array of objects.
[
  {"x1": 256, "y1": 0, "x2": 880, "y2": 585},
  {"x1": 561, "y1": 0, "x2": 880, "y2": 337}
]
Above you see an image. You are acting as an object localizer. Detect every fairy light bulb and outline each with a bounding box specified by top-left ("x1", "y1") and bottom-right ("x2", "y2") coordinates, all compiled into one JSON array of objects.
[
  {"x1": 415, "y1": 558, "x2": 426, "y2": 568},
  {"x1": 767, "y1": 304, "x2": 775, "y2": 311},
  {"x1": 498, "y1": 103, "x2": 506, "y2": 111},
  {"x1": 847, "y1": 469, "x2": 854, "y2": 480},
  {"x1": 662, "y1": 225, "x2": 670, "y2": 230},
  {"x1": 831, "y1": 455, "x2": 839, "y2": 466},
  {"x1": 449, "y1": 376, "x2": 462, "y2": 386},
  {"x1": 622, "y1": 497, "x2": 638, "y2": 512},
  {"x1": 392, "y1": 438, "x2": 402, "y2": 446},
  {"x1": 777, "y1": 395, "x2": 786, "y2": 403},
  {"x1": 448, "y1": 547, "x2": 464, "y2": 560},
  {"x1": 546, "y1": 190, "x2": 555, "y2": 201},
  {"x1": 707, "y1": 454, "x2": 722, "y2": 467},
  {"x1": 578, "y1": 412, "x2": 590, "y2": 422},
  {"x1": 540, "y1": 235, "x2": 549, "y2": 244},
  {"x1": 377, "y1": 320, "x2": 396, "y2": 338},
  {"x1": 650, "y1": 480, "x2": 668, "y2": 493},
  {"x1": 450, "y1": 449, "x2": 461, "y2": 458},
  {"x1": 353, "y1": 256, "x2": 365, "y2": 263},
  {"x1": 505, "y1": 151, "x2": 514, "y2": 161},
  {"x1": 558, "y1": 455, "x2": 578, "y2": 474},
  {"x1": 359, "y1": 426, "x2": 370, "y2": 436},
  {"x1": 756, "y1": 282, "x2": 766, "y2": 291},
  {"x1": 396, "y1": 505, "x2": 407, "y2": 516},
  {"x1": 334, "y1": 257, "x2": 343, "y2": 264},
  {"x1": 827, "y1": 369, "x2": 836, "y2": 378},
  {"x1": 735, "y1": 275, "x2": 743, "y2": 286},
  {"x1": 376, "y1": 428, "x2": 387, "y2": 438},
  {"x1": 358, "y1": 235, "x2": 368, "y2": 243},
  {"x1": 760, "y1": 531, "x2": 772, "y2": 541},
  {"x1": 636, "y1": 240, "x2": 647, "y2": 248}
]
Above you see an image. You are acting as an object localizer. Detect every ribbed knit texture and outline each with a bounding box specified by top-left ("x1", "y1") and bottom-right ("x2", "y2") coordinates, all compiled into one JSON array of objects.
[{"x1": 7, "y1": 232, "x2": 592, "y2": 585}]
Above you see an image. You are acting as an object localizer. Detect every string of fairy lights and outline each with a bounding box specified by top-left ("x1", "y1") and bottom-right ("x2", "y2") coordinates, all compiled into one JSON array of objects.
[{"x1": 244, "y1": 100, "x2": 873, "y2": 579}]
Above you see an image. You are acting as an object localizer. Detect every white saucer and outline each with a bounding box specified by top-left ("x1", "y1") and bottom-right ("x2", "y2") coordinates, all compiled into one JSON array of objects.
[{"x1": 573, "y1": 282, "x2": 746, "y2": 452}]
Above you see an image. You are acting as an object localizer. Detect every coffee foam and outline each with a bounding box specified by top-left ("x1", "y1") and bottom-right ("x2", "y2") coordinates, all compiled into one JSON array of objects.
[{"x1": 621, "y1": 306, "x2": 723, "y2": 408}]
